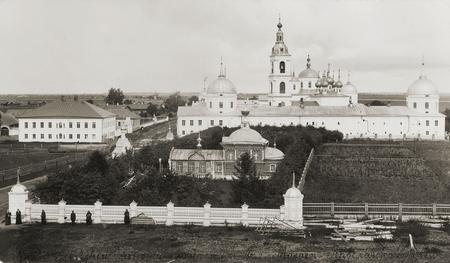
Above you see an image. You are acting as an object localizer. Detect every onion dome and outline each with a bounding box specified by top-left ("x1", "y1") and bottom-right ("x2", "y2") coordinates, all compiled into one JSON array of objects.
[
  {"x1": 320, "y1": 72, "x2": 328, "y2": 88},
  {"x1": 206, "y1": 61, "x2": 237, "y2": 94},
  {"x1": 284, "y1": 172, "x2": 302, "y2": 198},
  {"x1": 298, "y1": 54, "x2": 318, "y2": 78},
  {"x1": 265, "y1": 147, "x2": 285, "y2": 160},
  {"x1": 407, "y1": 76, "x2": 438, "y2": 96},
  {"x1": 407, "y1": 59, "x2": 438, "y2": 95},
  {"x1": 315, "y1": 72, "x2": 321, "y2": 88},
  {"x1": 335, "y1": 69, "x2": 343, "y2": 88}
]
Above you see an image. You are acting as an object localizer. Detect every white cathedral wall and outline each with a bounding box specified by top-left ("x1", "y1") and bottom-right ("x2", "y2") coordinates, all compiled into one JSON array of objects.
[{"x1": 406, "y1": 95, "x2": 440, "y2": 114}]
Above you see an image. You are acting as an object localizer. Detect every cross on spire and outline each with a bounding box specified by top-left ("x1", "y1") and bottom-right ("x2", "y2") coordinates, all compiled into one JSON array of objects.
[
  {"x1": 292, "y1": 171, "x2": 296, "y2": 188},
  {"x1": 219, "y1": 56, "x2": 224, "y2": 77},
  {"x1": 420, "y1": 55, "x2": 426, "y2": 78}
]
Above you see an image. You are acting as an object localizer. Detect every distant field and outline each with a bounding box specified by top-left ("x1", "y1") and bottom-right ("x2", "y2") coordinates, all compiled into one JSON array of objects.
[{"x1": 0, "y1": 224, "x2": 448, "y2": 263}]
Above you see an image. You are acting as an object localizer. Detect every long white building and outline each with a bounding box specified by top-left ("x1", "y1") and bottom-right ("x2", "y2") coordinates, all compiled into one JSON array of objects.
[
  {"x1": 18, "y1": 99, "x2": 116, "y2": 143},
  {"x1": 177, "y1": 20, "x2": 445, "y2": 140}
]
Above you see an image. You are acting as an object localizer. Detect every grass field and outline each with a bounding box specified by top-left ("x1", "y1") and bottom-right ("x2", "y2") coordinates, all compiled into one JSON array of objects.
[
  {"x1": 0, "y1": 224, "x2": 449, "y2": 262},
  {"x1": 0, "y1": 152, "x2": 75, "y2": 171}
]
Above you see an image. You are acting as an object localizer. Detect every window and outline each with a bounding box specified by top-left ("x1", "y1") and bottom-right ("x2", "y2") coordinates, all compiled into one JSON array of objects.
[
  {"x1": 77, "y1": 134, "x2": 80, "y2": 139},
  {"x1": 190, "y1": 120, "x2": 194, "y2": 126},
  {"x1": 198, "y1": 120, "x2": 202, "y2": 125},
  {"x1": 210, "y1": 120, "x2": 214, "y2": 126},
  {"x1": 69, "y1": 122, "x2": 73, "y2": 128},
  {"x1": 32, "y1": 134, "x2": 36, "y2": 139},
  {"x1": 182, "y1": 120, "x2": 186, "y2": 126},
  {"x1": 279, "y1": 61, "x2": 285, "y2": 73},
  {"x1": 40, "y1": 134, "x2": 44, "y2": 139},
  {"x1": 25, "y1": 122, "x2": 28, "y2": 129},
  {"x1": 215, "y1": 163, "x2": 222, "y2": 173},
  {"x1": 279, "y1": 82, "x2": 286, "y2": 94},
  {"x1": 182, "y1": 130, "x2": 186, "y2": 135},
  {"x1": 426, "y1": 120, "x2": 429, "y2": 126},
  {"x1": 40, "y1": 122, "x2": 44, "y2": 128},
  {"x1": 435, "y1": 120, "x2": 439, "y2": 126},
  {"x1": 425, "y1": 102, "x2": 429, "y2": 109},
  {"x1": 413, "y1": 102, "x2": 417, "y2": 109},
  {"x1": 293, "y1": 84, "x2": 296, "y2": 90},
  {"x1": 199, "y1": 162, "x2": 206, "y2": 173},
  {"x1": 308, "y1": 81, "x2": 312, "y2": 88},
  {"x1": 219, "y1": 120, "x2": 223, "y2": 126},
  {"x1": 84, "y1": 134, "x2": 88, "y2": 139},
  {"x1": 69, "y1": 134, "x2": 73, "y2": 139},
  {"x1": 230, "y1": 102, "x2": 233, "y2": 108},
  {"x1": 48, "y1": 122, "x2": 52, "y2": 128},
  {"x1": 300, "y1": 82, "x2": 303, "y2": 88},
  {"x1": 271, "y1": 61, "x2": 274, "y2": 74},
  {"x1": 118, "y1": 121, "x2": 121, "y2": 127},
  {"x1": 58, "y1": 122, "x2": 63, "y2": 128},
  {"x1": 337, "y1": 122, "x2": 340, "y2": 125},
  {"x1": 219, "y1": 102, "x2": 223, "y2": 108},
  {"x1": 84, "y1": 122, "x2": 88, "y2": 128},
  {"x1": 92, "y1": 122, "x2": 96, "y2": 129},
  {"x1": 209, "y1": 102, "x2": 212, "y2": 108},
  {"x1": 270, "y1": 164, "x2": 277, "y2": 172},
  {"x1": 270, "y1": 82, "x2": 273, "y2": 93},
  {"x1": 77, "y1": 122, "x2": 80, "y2": 128},
  {"x1": 32, "y1": 122, "x2": 36, "y2": 128},
  {"x1": 24, "y1": 134, "x2": 28, "y2": 139},
  {"x1": 426, "y1": 131, "x2": 430, "y2": 135},
  {"x1": 188, "y1": 162, "x2": 194, "y2": 173},
  {"x1": 48, "y1": 134, "x2": 52, "y2": 139},
  {"x1": 92, "y1": 134, "x2": 96, "y2": 140}
]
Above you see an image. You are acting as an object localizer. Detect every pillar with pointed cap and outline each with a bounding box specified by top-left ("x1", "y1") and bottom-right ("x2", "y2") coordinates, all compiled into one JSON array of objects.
[
  {"x1": 8, "y1": 168, "x2": 29, "y2": 224},
  {"x1": 282, "y1": 171, "x2": 304, "y2": 228}
]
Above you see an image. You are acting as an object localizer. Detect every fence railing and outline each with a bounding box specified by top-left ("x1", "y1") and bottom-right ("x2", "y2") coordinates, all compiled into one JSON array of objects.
[
  {"x1": 19, "y1": 201, "x2": 450, "y2": 227},
  {"x1": 0, "y1": 152, "x2": 90, "y2": 186}
]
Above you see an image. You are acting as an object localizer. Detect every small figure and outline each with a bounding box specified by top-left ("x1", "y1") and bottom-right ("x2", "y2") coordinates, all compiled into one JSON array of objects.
[
  {"x1": 5, "y1": 210, "x2": 11, "y2": 225},
  {"x1": 86, "y1": 211, "x2": 92, "y2": 225},
  {"x1": 124, "y1": 209, "x2": 130, "y2": 225},
  {"x1": 41, "y1": 210, "x2": 46, "y2": 225},
  {"x1": 70, "y1": 210, "x2": 76, "y2": 224},
  {"x1": 15, "y1": 209, "x2": 22, "y2": 224}
]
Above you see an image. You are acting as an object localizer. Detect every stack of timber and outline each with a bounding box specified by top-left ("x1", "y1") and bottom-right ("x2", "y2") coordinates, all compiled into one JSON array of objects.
[
  {"x1": 131, "y1": 213, "x2": 156, "y2": 225},
  {"x1": 256, "y1": 217, "x2": 306, "y2": 238},
  {"x1": 327, "y1": 218, "x2": 395, "y2": 241}
]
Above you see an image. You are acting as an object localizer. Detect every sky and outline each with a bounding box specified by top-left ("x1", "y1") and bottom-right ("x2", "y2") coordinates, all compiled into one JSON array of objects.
[{"x1": 0, "y1": 0, "x2": 449, "y2": 95}]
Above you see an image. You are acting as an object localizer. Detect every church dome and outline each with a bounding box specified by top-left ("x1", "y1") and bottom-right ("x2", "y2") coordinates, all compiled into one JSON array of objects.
[
  {"x1": 407, "y1": 76, "x2": 438, "y2": 96},
  {"x1": 298, "y1": 68, "x2": 318, "y2": 78},
  {"x1": 222, "y1": 126, "x2": 268, "y2": 145},
  {"x1": 207, "y1": 75, "x2": 237, "y2": 94},
  {"x1": 341, "y1": 81, "x2": 357, "y2": 94},
  {"x1": 265, "y1": 147, "x2": 285, "y2": 160}
]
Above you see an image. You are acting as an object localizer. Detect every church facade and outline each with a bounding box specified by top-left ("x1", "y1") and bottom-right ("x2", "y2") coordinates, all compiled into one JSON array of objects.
[
  {"x1": 177, "y1": 20, "x2": 445, "y2": 141},
  {"x1": 169, "y1": 114, "x2": 284, "y2": 180}
]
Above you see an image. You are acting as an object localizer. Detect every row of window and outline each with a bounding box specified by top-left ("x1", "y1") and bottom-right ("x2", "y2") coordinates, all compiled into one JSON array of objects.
[
  {"x1": 181, "y1": 119, "x2": 223, "y2": 127},
  {"x1": 209, "y1": 101, "x2": 233, "y2": 109},
  {"x1": 174, "y1": 161, "x2": 223, "y2": 174},
  {"x1": 23, "y1": 133, "x2": 97, "y2": 140},
  {"x1": 412, "y1": 102, "x2": 430, "y2": 109},
  {"x1": 24, "y1": 121, "x2": 97, "y2": 129}
]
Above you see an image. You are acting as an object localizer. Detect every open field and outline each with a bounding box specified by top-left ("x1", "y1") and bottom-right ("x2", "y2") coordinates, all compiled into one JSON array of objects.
[{"x1": 0, "y1": 224, "x2": 449, "y2": 262}]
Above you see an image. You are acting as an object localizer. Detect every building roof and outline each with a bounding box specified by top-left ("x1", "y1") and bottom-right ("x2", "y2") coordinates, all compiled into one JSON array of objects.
[
  {"x1": 207, "y1": 75, "x2": 237, "y2": 94},
  {"x1": 222, "y1": 125, "x2": 268, "y2": 145},
  {"x1": 264, "y1": 147, "x2": 285, "y2": 160},
  {"x1": 407, "y1": 76, "x2": 438, "y2": 96},
  {"x1": 127, "y1": 104, "x2": 151, "y2": 111},
  {"x1": 0, "y1": 111, "x2": 18, "y2": 126},
  {"x1": 178, "y1": 102, "x2": 444, "y2": 118},
  {"x1": 169, "y1": 148, "x2": 223, "y2": 161},
  {"x1": 103, "y1": 105, "x2": 140, "y2": 119},
  {"x1": 18, "y1": 100, "x2": 116, "y2": 119}
]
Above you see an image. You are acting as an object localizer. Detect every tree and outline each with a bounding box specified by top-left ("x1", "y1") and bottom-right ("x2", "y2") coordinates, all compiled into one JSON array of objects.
[
  {"x1": 146, "y1": 103, "x2": 159, "y2": 116},
  {"x1": 105, "y1": 87, "x2": 125, "y2": 105},
  {"x1": 164, "y1": 92, "x2": 186, "y2": 113},
  {"x1": 232, "y1": 152, "x2": 265, "y2": 206},
  {"x1": 188, "y1": 95, "x2": 199, "y2": 105},
  {"x1": 123, "y1": 99, "x2": 133, "y2": 105},
  {"x1": 84, "y1": 151, "x2": 109, "y2": 174}
]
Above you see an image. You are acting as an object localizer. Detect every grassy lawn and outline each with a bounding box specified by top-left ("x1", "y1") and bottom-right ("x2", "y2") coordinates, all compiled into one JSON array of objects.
[
  {"x1": 0, "y1": 224, "x2": 449, "y2": 262},
  {"x1": 0, "y1": 152, "x2": 75, "y2": 171}
]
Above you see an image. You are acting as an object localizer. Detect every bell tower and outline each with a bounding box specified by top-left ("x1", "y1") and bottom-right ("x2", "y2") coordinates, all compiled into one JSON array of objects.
[{"x1": 268, "y1": 16, "x2": 292, "y2": 99}]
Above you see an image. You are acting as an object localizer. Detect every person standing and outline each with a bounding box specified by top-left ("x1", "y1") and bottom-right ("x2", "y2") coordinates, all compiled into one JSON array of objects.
[
  {"x1": 15, "y1": 209, "x2": 22, "y2": 224},
  {"x1": 70, "y1": 210, "x2": 76, "y2": 224}
]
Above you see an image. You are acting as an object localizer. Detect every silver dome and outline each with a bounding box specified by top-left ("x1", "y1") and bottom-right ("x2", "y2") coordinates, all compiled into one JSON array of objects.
[
  {"x1": 206, "y1": 75, "x2": 237, "y2": 94},
  {"x1": 407, "y1": 76, "x2": 438, "y2": 95}
]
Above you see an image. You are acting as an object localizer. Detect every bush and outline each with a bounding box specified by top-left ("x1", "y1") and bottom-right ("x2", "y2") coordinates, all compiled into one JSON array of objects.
[{"x1": 442, "y1": 221, "x2": 450, "y2": 234}]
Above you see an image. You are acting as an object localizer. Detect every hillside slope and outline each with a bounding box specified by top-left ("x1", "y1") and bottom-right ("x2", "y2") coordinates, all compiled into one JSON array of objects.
[{"x1": 303, "y1": 142, "x2": 450, "y2": 203}]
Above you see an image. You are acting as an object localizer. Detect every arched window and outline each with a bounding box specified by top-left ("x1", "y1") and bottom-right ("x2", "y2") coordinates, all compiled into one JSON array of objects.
[
  {"x1": 271, "y1": 61, "x2": 274, "y2": 74},
  {"x1": 413, "y1": 102, "x2": 417, "y2": 109},
  {"x1": 425, "y1": 102, "x2": 429, "y2": 109},
  {"x1": 270, "y1": 82, "x2": 273, "y2": 93},
  {"x1": 279, "y1": 82, "x2": 286, "y2": 94},
  {"x1": 279, "y1": 61, "x2": 285, "y2": 73},
  {"x1": 300, "y1": 82, "x2": 303, "y2": 88},
  {"x1": 308, "y1": 81, "x2": 312, "y2": 88}
]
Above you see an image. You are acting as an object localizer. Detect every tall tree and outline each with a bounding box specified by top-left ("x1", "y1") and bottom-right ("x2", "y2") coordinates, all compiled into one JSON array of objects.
[
  {"x1": 164, "y1": 92, "x2": 186, "y2": 113},
  {"x1": 105, "y1": 87, "x2": 125, "y2": 105},
  {"x1": 232, "y1": 152, "x2": 265, "y2": 206}
]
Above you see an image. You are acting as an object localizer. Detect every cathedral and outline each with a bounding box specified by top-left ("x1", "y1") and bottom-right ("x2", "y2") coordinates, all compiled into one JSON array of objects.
[{"x1": 177, "y1": 19, "x2": 445, "y2": 141}]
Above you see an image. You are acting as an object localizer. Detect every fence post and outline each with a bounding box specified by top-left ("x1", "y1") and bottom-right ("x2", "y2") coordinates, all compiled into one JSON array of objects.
[
  {"x1": 166, "y1": 201, "x2": 174, "y2": 226},
  {"x1": 432, "y1": 203, "x2": 437, "y2": 217},
  {"x1": 398, "y1": 203, "x2": 403, "y2": 222},
  {"x1": 203, "y1": 202, "x2": 211, "y2": 227},
  {"x1": 129, "y1": 200, "x2": 138, "y2": 218},
  {"x1": 241, "y1": 203, "x2": 249, "y2": 227},
  {"x1": 58, "y1": 199, "x2": 66, "y2": 224},
  {"x1": 330, "y1": 202, "x2": 335, "y2": 217},
  {"x1": 364, "y1": 203, "x2": 369, "y2": 218},
  {"x1": 25, "y1": 200, "x2": 32, "y2": 223},
  {"x1": 94, "y1": 200, "x2": 102, "y2": 224},
  {"x1": 279, "y1": 205, "x2": 285, "y2": 220}
]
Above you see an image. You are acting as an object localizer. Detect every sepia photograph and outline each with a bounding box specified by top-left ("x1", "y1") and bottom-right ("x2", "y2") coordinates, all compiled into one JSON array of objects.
[{"x1": 0, "y1": 0, "x2": 449, "y2": 262}]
